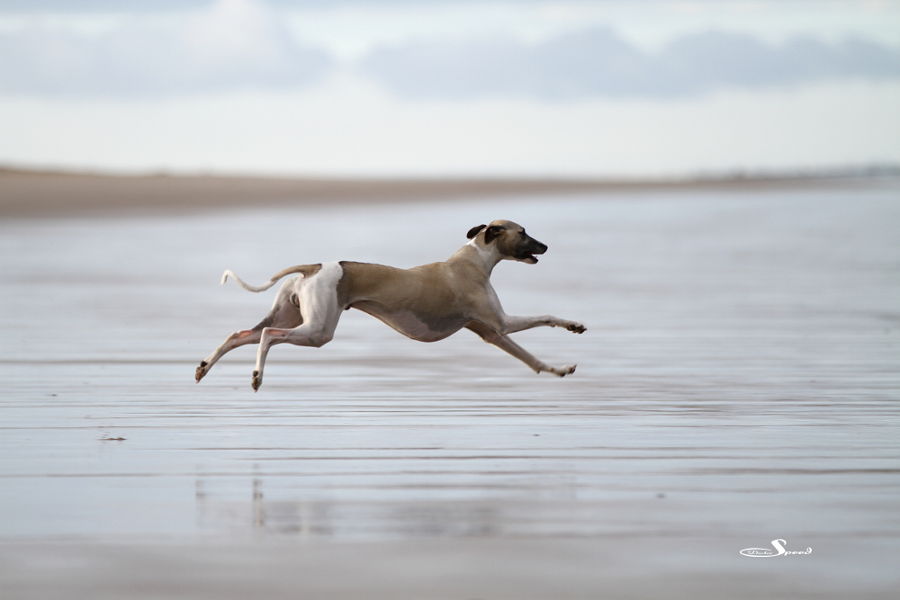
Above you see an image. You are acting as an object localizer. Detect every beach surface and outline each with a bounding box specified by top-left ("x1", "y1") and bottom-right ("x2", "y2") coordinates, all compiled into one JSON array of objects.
[{"x1": 1, "y1": 173, "x2": 899, "y2": 598}]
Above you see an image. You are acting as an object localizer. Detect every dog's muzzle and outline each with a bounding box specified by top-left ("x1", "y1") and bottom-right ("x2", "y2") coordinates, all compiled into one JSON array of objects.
[{"x1": 519, "y1": 240, "x2": 548, "y2": 264}]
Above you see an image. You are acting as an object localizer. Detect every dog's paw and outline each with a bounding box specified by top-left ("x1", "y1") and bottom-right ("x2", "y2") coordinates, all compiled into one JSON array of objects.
[
  {"x1": 557, "y1": 320, "x2": 585, "y2": 334},
  {"x1": 195, "y1": 361, "x2": 208, "y2": 383},
  {"x1": 546, "y1": 364, "x2": 577, "y2": 377},
  {"x1": 566, "y1": 322, "x2": 586, "y2": 334},
  {"x1": 251, "y1": 370, "x2": 262, "y2": 392}
]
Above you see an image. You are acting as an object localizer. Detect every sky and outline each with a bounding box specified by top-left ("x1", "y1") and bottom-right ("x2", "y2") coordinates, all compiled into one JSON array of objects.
[{"x1": 1, "y1": 0, "x2": 899, "y2": 177}]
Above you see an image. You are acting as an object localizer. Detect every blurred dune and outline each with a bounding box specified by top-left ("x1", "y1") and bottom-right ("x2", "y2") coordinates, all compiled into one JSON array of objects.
[{"x1": 2, "y1": 166, "x2": 895, "y2": 218}]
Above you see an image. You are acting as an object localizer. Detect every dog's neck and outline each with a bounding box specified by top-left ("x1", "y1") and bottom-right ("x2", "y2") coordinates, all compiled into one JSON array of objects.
[{"x1": 451, "y1": 238, "x2": 502, "y2": 275}]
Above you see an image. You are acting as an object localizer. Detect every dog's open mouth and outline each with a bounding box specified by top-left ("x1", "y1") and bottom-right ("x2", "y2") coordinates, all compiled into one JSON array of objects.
[{"x1": 517, "y1": 241, "x2": 546, "y2": 264}]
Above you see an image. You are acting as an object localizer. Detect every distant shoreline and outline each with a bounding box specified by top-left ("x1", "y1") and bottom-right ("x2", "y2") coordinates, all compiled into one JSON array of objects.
[{"x1": 2, "y1": 165, "x2": 897, "y2": 219}]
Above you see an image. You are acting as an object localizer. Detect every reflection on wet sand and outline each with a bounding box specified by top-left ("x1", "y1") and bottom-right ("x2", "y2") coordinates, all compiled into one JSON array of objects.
[{"x1": 197, "y1": 477, "x2": 507, "y2": 538}]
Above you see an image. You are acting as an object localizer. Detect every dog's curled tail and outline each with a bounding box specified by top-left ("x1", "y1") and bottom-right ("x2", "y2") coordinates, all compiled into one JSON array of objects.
[{"x1": 221, "y1": 263, "x2": 322, "y2": 293}]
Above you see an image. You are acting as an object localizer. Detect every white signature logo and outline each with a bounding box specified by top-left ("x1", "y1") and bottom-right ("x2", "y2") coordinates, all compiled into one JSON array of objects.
[{"x1": 739, "y1": 538, "x2": 813, "y2": 558}]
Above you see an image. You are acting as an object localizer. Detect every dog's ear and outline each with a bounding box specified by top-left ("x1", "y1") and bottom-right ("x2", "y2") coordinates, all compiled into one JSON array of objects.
[
  {"x1": 466, "y1": 224, "x2": 486, "y2": 239},
  {"x1": 484, "y1": 225, "x2": 503, "y2": 244}
]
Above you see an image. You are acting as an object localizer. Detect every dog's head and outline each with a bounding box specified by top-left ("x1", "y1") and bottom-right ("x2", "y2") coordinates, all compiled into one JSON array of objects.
[{"x1": 466, "y1": 220, "x2": 548, "y2": 264}]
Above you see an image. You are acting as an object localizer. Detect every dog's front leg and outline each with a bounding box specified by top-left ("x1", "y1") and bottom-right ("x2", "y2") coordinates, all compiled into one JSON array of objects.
[
  {"x1": 467, "y1": 323, "x2": 576, "y2": 377},
  {"x1": 502, "y1": 315, "x2": 586, "y2": 335}
]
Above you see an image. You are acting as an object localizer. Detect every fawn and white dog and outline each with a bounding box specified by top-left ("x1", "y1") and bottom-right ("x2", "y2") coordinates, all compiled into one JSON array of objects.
[{"x1": 196, "y1": 220, "x2": 586, "y2": 390}]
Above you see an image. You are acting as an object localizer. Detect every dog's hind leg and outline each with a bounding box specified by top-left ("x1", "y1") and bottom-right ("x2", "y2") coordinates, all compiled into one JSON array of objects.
[
  {"x1": 251, "y1": 263, "x2": 344, "y2": 391},
  {"x1": 195, "y1": 328, "x2": 262, "y2": 382},
  {"x1": 196, "y1": 280, "x2": 302, "y2": 382}
]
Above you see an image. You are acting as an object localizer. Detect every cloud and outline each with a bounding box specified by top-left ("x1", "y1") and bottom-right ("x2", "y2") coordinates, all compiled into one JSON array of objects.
[
  {"x1": 360, "y1": 28, "x2": 900, "y2": 100},
  {"x1": 0, "y1": 0, "x2": 332, "y2": 96},
  {"x1": 0, "y1": 0, "x2": 210, "y2": 11},
  {"x1": 3, "y1": 1, "x2": 899, "y2": 101},
  {"x1": 0, "y1": 0, "x2": 500, "y2": 10},
  {"x1": 0, "y1": 0, "x2": 458, "y2": 12}
]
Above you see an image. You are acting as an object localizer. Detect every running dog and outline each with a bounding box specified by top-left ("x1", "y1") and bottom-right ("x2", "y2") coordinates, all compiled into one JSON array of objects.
[{"x1": 195, "y1": 220, "x2": 586, "y2": 390}]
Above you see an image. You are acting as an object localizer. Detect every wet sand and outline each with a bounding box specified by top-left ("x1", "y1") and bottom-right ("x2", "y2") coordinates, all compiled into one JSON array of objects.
[{"x1": 1, "y1": 177, "x2": 899, "y2": 598}]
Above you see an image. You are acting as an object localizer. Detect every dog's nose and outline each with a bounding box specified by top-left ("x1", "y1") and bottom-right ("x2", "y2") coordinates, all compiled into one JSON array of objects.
[{"x1": 535, "y1": 242, "x2": 548, "y2": 254}]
